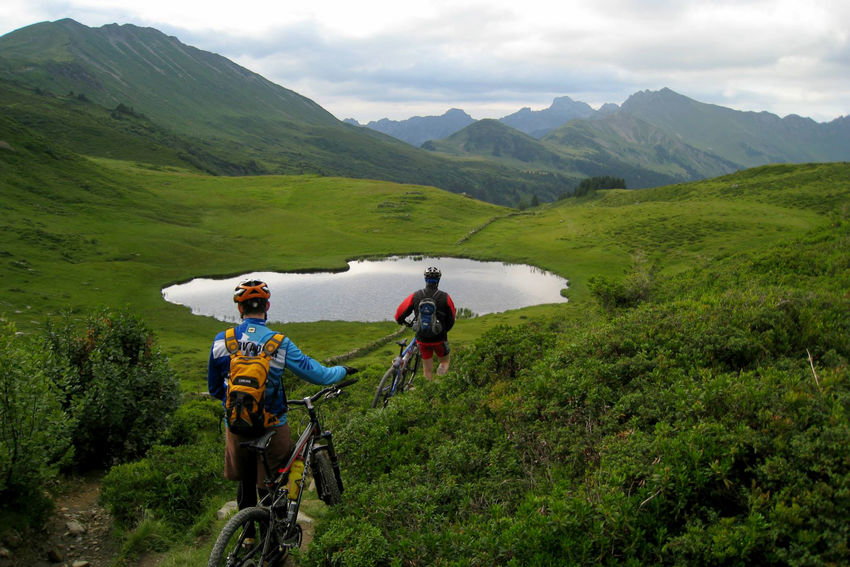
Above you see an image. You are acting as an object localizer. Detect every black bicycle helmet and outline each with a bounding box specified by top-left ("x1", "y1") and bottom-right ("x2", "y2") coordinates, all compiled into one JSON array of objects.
[{"x1": 424, "y1": 267, "x2": 441, "y2": 282}]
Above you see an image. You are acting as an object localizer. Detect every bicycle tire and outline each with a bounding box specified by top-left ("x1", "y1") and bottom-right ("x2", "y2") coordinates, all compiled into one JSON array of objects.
[
  {"x1": 400, "y1": 352, "x2": 421, "y2": 391},
  {"x1": 371, "y1": 365, "x2": 397, "y2": 408},
  {"x1": 312, "y1": 448, "x2": 342, "y2": 506},
  {"x1": 208, "y1": 506, "x2": 278, "y2": 567}
]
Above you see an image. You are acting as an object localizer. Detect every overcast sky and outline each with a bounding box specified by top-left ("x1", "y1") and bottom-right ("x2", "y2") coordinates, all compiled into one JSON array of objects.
[{"x1": 2, "y1": 0, "x2": 848, "y2": 123}]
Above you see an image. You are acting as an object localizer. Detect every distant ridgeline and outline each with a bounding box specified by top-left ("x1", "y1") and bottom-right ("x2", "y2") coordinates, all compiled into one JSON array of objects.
[
  {"x1": 352, "y1": 88, "x2": 850, "y2": 193},
  {"x1": 2, "y1": 19, "x2": 849, "y2": 206}
]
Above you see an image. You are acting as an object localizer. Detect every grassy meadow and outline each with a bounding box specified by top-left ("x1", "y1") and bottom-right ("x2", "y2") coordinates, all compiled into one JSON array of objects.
[
  {"x1": 0, "y1": 145, "x2": 843, "y2": 386},
  {"x1": 4, "y1": 147, "x2": 839, "y2": 332},
  {"x1": 2, "y1": 123, "x2": 849, "y2": 565}
]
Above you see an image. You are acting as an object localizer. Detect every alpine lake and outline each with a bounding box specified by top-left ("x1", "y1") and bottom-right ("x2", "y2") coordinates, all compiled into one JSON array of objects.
[{"x1": 162, "y1": 256, "x2": 569, "y2": 323}]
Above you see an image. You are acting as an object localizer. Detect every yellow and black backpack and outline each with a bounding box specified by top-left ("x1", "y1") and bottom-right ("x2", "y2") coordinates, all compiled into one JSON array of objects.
[{"x1": 224, "y1": 328, "x2": 285, "y2": 437}]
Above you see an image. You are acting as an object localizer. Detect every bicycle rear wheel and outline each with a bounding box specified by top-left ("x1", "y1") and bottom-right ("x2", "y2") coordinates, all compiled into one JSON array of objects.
[
  {"x1": 400, "y1": 352, "x2": 421, "y2": 391},
  {"x1": 371, "y1": 366, "x2": 397, "y2": 408},
  {"x1": 208, "y1": 506, "x2": 280, "y2": 567}
]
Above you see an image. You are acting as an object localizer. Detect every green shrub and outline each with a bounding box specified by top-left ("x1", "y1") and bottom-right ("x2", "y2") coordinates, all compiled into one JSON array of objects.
[
  {"x1": 309, "y1": 250, "x2": 849, "y2": 566},
  {"x1": 304, "y1": 517, "x2": 390, "y2": 567},
  {"x1": 451, "y1": 321, "x2": 556, "y2": 386},
  {"x1": 588, "y1": 253, "x2": 655, "y2": 312},
  {"x1": 0, "y1": 320, "x2": 73, "y2": 518},
  {"x1": 158, "y1": 396, "x2": 222, "y2": 447},
  {"x1": 45, "y1": 309, "x2": 179, "y2": 468},
  {"x1": 101, "y1": 439, "x2": 228, "y2": 528},
  {"x1": 114, "y1": 515, "x2": 174, "y2": 563}
]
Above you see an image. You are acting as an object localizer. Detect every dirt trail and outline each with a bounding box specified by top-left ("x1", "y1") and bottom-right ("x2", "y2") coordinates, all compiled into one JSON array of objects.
[
  {"x1": 0, "y1": 475, "x2": 119, "y2": 567},
  {"x1": 0, "y1": 479, "x2": 317, "y2": 567}
]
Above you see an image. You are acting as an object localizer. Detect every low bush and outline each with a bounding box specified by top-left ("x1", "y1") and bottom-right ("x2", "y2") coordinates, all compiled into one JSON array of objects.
[
  {"x1": 588, "y1": 253, "x2": 655, "y2": 312},
  {"x1": 101, "y1": 438, "x2": 228, "y2": 529},
  {"x1": 158, "y1": 397, "x2": 222, "y2": 447},
  {"x1": 0, "y1": 321, "x2": 73, "y2": 522},
  {"x1": 304, "y1": 516, "x2": 390, "y2": 567},
  {"x1": 45, "y1": 308, "x2": 179, "y2": 468},
  {"x1": 306, "y1": 223, "x2": 850, "y2": 566}
]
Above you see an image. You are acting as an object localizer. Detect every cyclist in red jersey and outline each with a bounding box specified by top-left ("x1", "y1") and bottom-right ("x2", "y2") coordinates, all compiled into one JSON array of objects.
[{"x1": 394, "y1": 267, "x2": 457, "y2": 380}]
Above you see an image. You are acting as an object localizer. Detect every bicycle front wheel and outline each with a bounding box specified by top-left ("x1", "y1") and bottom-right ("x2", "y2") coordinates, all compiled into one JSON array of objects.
[
  {"x1": 312, "y1": 448, "x2": 342, "y2": 506},
  {"x1": 208, "y1": 506, "x2": 276, "y2": 567},
  {"x1": 371, "y1": 366, "x2": 397, "y2": 408}
]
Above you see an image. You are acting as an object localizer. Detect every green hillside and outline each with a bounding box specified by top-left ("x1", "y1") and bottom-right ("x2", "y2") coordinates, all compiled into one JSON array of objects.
[
  {"x1": 3, "y1": 111, "x2": 841, "y2": 338},
  {"x1": 0, "y1": 19, "x2": 339, "y2": 135},
  {"x1": 543, "y1": 112, "x2": 740, "y2": 185},
  {"x1": 427, "y1": 114, "x2": 741, "y2": 190},
  {"x1": 0, "y1": 79, "x2": 271, "y2": 175},
  {"x1": 2, "y1": 106, "x2": 849, "y2": 566},
  {"x1": 1, "y1": 112, "x2": 844, "y2": 348},
  {"x1": 324, "y1": 219, "x2": 849, "y2": 566},
  {"x1": 0, "y1": 20, "x2": 576, "y2": 206},
  {"x1": 0, "y1": 115, "x2": 507, "y2": 349},
  {"x1": 619, "y1": 88, "x2": 850, "y2": 166}
]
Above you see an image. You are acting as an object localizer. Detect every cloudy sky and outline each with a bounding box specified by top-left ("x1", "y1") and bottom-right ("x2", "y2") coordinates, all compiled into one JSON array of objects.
[{"x1": 2, "y1": 0, "x2": 848, "y2": 123}]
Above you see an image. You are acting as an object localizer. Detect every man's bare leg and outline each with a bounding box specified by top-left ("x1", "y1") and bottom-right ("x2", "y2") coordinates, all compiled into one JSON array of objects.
[
  {"x1": 422, "y1": 357, "x2": 435, "y2": 380},
  {"x1": 436, "y1": 354, "x2": 450, "y2": 375}
]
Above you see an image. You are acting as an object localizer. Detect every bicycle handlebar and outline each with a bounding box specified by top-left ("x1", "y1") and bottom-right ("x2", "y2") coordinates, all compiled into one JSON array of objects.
[{"x1": 288, "y1": 378, "x2": 358, "y2": 406}]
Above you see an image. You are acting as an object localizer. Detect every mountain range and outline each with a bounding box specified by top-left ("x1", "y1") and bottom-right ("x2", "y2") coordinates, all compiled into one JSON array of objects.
[
  {"x1": 345, "y1": 108, "x2": 477, "y2": 148},
  {"x1": 350, "y1": 89, "x2": 850, "y2": 177},
  {"x1": 2, "y1": 19, "x2": 849, "y2": 206},
  {"x1": 348, "y1": 95, "x2": 614, "y2": 143}
]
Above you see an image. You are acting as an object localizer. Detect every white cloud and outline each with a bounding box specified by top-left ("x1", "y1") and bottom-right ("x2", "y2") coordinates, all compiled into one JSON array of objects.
[{"x1": 1, "y1": 0, "x2": 848, "y2": 122}]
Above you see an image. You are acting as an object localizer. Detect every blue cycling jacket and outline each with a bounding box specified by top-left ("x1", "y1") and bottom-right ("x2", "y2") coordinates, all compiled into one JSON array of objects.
[{"x1": 207, "y1": 317, "x2": 347, "y2": 426}]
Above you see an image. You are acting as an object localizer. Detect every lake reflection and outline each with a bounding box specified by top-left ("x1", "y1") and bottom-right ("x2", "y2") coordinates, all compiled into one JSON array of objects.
[{"x1": 161, "y1": 256, "x2": 568, "y2": 323}]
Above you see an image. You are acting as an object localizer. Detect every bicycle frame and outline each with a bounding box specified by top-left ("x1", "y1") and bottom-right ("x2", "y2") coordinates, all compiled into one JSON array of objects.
[
  {"x1": 372, "y1": 337, "x2": 420, "y2": 408},
  {"x1": 390, "y1": 338, "x2": 418, "y2": 392},
  {"x1": 209, "y1": 379, "x2": 356, "y2": 567},
  {"x1": 260, "y1": 390, "x2": 343, "y2": 516}
]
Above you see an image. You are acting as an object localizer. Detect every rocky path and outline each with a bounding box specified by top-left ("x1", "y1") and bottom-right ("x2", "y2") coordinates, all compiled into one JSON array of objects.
[
  {"x1": 0, "y1": 474, "x2": 183, "y2": 567},
  {"x1": 0, "y1": 475, "x2": 118, "y2": 567},
  {"x1": 1, "y1": 477, "x2": 317, "y2": 567}
]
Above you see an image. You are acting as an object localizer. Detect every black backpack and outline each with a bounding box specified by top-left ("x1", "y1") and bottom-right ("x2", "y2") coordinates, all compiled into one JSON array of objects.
[{"x1": 413, "y1": 290, "x2": 444, "y2": 339}]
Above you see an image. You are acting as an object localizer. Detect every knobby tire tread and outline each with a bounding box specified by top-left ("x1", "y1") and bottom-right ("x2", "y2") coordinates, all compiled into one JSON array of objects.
[
  {"x1": 371, "y1": 366, "x2": 396, "y2": 408},
  {"x1": 208, "y1": 506, "x2": 272, "y2": 567},
  {"x1": 313, "y1": 449, "x2": 342, "y2": 506},
  {"x1": 401, "y1": 352, "x2": 420, "y2": 390}
]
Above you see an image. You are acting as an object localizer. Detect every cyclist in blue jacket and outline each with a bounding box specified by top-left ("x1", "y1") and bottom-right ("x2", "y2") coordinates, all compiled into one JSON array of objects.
[{"x1": 208, "y1": 280, "x2": 357, "y2": 514}]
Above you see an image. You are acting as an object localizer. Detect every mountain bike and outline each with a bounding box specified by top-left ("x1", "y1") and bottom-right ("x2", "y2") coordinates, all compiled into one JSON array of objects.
[
  {"x1": 371, "y1": 337, "x2": 420, "y2": 408},
  {"x1": 208, "y1": 379, "x2": 357, "y2": 567}
]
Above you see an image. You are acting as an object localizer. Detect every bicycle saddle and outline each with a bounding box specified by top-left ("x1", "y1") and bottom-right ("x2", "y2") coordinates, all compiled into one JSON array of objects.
[{"x1": 240, "y1": 429, "x2": 277, "y2": 452}]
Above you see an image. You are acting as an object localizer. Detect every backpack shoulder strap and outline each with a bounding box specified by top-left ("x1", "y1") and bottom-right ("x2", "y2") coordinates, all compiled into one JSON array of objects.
[
  {"x1": 419, "y1": 288, "x2": 437, "y2": 300},
  {"x1": 262, "y1": 333, "x2": 286, "y2": 356},
  {"x1": 224, "y1": 328, "x2": 240, "y2": 355},
  {"x1": 422, "y1": 288, "x2": 443, "y2": 302}
]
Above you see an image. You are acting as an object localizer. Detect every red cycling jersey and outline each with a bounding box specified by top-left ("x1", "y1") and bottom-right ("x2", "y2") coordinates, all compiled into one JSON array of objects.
[{"x1": 395, "y1": 286, "x2": 456, "y2": 342}]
